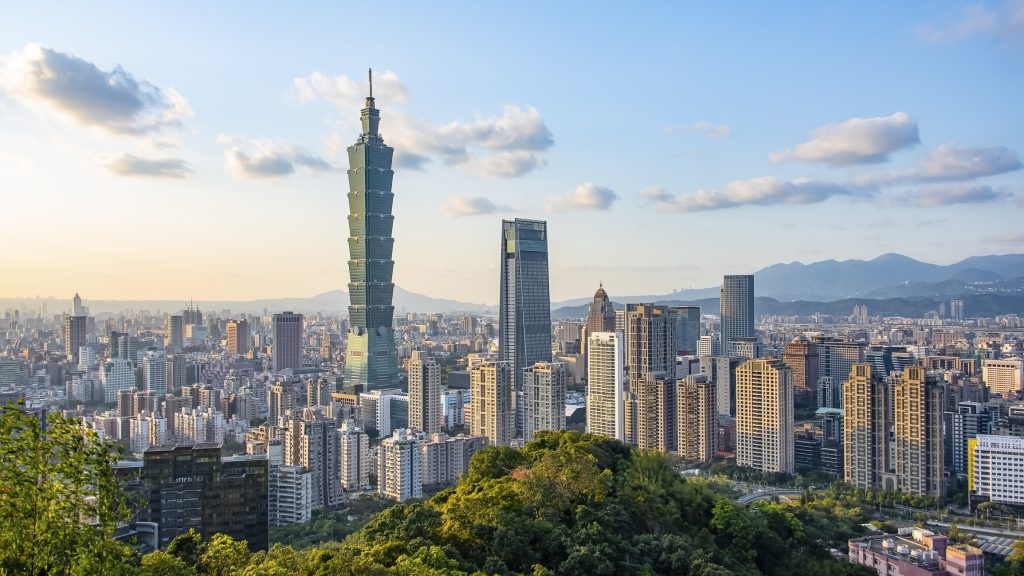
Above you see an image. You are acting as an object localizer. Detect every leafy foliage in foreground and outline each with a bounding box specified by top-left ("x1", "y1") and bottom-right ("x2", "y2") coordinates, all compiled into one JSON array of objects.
[
  {"x1": 156, "y1": 431, "x2": 873, "y2": 575},
  {"x1": 0, "y1": 404, "x2": 871, "y2": 576}
]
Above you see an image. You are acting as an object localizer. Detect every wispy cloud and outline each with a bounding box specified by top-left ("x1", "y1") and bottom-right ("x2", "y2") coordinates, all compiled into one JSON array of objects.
[
  {"x1": 547, "y1": 183, "x2": 618, "y2": 212},
  {"x1": 217, "y1": 134, "x2": 334, "y2": 179},
  {"x1": 689, "y1": 121, "x2": 732, "y2": 139},
  {"x1": 441, "y1": 194, "x2": 513, "y2": 217},
  {"x1": 852, "y1": 144, "x2": 1022, "y2": 187},
  {"x1": 917, "y1": 3, "x2": 998, "y2": 42},
  {"x1": 639, "y1": 186, "x2": 673, "y2": 203},
  {"x1": 771, "y1": 112, "x2": 919, "y2": 166},
  {"x1": 0, "y1": 43, "x2": 191, "y2": 135},
  {"x1": 98, "y1": 153, "x2": 191, "y2": 178},
  {"x1": 653, "y1": 177, "x2": 858, "y2": 212},
  {"x1": 906, "y1": 184, "x2": 1008, "y2": 207},
  {"x1": 296, "y1": 70, "x2": 554, "y2": 178},
  {"x1": 985, "y1": 231, "x2": 1024, "y2": 246}
]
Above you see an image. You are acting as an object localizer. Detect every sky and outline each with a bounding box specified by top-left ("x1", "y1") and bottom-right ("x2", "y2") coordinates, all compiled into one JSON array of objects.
[{"x1": 1, "y1": 1, "x2": 1022, "y2": 305}]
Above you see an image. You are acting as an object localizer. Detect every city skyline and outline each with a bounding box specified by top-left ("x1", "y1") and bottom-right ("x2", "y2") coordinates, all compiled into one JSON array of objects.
[{"x1": 1, "y1": 3, "x2": 1023, "y2": 304}]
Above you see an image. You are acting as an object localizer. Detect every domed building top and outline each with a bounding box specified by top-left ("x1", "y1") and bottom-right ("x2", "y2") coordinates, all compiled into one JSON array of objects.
[
  {"x1": 587, "y1": 283, "x2": 616, "y2": 333},
  {"x1": 594, "y1": 282, "x2": 608, "y2": 301}
]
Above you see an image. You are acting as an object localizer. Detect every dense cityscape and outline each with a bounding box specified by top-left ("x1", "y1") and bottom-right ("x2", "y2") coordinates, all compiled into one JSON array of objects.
[{"x1": 3, "y1": 3, "x2": 1024, "y2": 576}]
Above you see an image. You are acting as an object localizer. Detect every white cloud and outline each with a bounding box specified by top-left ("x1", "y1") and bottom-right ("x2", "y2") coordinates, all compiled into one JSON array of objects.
[
  {"x1": 851, "y1": 144, "x2": 1022, "y2": 187},
  {"x1": 98, "y1": 153, "x2": 190, "y2": 178},
  {"x1": 654, "y1": 177, "x2": 858, "y2": 212},
  {"x1": 910, "y1": 144, "x2": 1021, "y2": 181},
  {"x1": 907, "y1": 184, "x2": 1008, "y2": 207},
  {"x1": 770, "y1": 112, "x2": 919, "y2": 165},
  {"x1": 689, "y1": 121, "x2": 732, "y2": 139},
  {"x1": 217, "y1": 134, "x2": 334, "y2": 179},
  {"x1": 639, "y1": 186, "x2": 673, "y2": 202},
  {"x1": 546, "y1": 183, "x2": 618, "y2": 212},
  {"x1": 441, "y1": 194, "x2": 513, "y2": 217},
  {"x1": 293, "y1": 69, "x2": 409, "y2": 109},
  {"x1": 0, "y1": 43, "x2": 191, "y2": 135},
  {"x1": 918, "y1": 3, "x2": 998, "y2": 42},
  {"x1": 297, "y1": 70, "x2": 553, "y2": 178}
]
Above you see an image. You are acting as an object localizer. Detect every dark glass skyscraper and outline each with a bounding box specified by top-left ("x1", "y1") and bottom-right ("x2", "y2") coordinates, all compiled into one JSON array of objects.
[
  {"x1": 720, "y1": 275, "x2": 754, "y2": 357},
  {"x1": 499, "y1": 219, "x2": 552, "y2": 394},
  {"x1": 344, "y1": 72, "x2": 398, "y2": 390}
]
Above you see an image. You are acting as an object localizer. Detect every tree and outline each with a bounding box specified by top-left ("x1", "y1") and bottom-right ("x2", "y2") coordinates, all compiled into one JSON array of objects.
[
  {"x1": 0, "y1": 401, "x2": 134, "y2": 575},
  {"x1": 140, "y1": 551, "x2": 195, "y2": 576},
  {"x1": 198, "y1": 533, "x2": 251, "y2": 576}
]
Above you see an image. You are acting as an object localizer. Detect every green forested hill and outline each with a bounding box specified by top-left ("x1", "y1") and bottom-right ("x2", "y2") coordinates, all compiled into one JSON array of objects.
[{"x1": 176, "y1": 431, "x2": 873, "y2": 576}]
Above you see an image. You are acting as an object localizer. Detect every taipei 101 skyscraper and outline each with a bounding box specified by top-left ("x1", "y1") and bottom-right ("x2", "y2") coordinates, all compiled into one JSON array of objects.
[{"x1": 344, "y1": 69, "x2": 398, "y2": 390}]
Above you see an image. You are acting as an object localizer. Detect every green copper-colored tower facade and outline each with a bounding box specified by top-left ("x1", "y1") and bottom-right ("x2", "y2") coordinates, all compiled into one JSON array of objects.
[{"x1": 344, "y1": 71, "x2": 398, "y2": 390}]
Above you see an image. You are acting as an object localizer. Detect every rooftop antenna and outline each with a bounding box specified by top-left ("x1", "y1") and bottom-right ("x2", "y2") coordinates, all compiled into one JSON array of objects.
[{"x1": 368, "y1": 68, "x2": 373, "y2": 98}]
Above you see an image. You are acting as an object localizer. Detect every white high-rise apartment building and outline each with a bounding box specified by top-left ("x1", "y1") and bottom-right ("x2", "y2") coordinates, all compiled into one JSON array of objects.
[
  {"x1": 266, "y1": 439, "x2": 313, "y2": 527},
  {"x1": 409, "y1": 351, "x2": 441, "y2": 434},
  {"x1": 970, "y1": 434, "x2": 1024, "y2": 506},
  {"x1": 419, "y1": 433, "x2": 486, "y2": 486},
  {"x1": 129, "y1": 410, "x2": 167, "y2": 453},
  {"x1": 101, "y1": 358, "x2": 136, "y2": 403},
  {"x1": 378, "y1": 428, "x2": 423, "y2": 502},
  {"x1": 586, "y1": 332, "x2": 624, "y2": 442},
  {"x1": 283, "y1": 409, "x2": 343, "y2": 510},
  {"x1": 142, "y1": 349, "x2": 168, "y2": 397},
  {"x1": 338, "y1": 419, "x2": 370, "y2": 491},
  {"x1": 522, "y1": 361, "x2": 567, "y2": 441},
  {"x1": 736, "y1": 358, "x2": 794, "y2": 474},
  {"x1": 982, "y1": 357, "x2": 1023, "y2": 398},
  {"x1": 468, "y1": 361, "x2": 514, "y2": 446},
  {"x1": 173, "y1": 407, "x2": 226, "y2": 444}
]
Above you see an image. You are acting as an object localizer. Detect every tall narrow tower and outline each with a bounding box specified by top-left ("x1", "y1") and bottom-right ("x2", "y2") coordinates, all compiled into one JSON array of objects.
[
  {"x1": 499, "y1": 219, "x2": 552, "y2": 393},
  {"x1": 344, "y1": 69, "x2": 398, "y2": 390}
]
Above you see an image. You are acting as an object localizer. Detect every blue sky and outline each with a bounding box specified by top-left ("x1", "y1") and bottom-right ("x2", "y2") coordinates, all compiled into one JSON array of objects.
[{"x1": 1, "y1": 1, "x2": 1022, "y2": 304}]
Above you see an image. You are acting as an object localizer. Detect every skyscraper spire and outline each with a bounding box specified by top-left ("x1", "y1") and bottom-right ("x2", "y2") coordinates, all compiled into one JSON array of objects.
[
  {"x1": 368, "y1": 67, "x2": 373, "y2": 98},
  {"x1": 360, "y1": 67, "x2": 380, "y2": 137}
]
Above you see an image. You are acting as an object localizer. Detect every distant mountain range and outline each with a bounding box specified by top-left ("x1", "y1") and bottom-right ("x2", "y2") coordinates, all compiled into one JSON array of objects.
[
  {"x1": 552, "y1": 294, "x2": 1024, "y2": 320},
  {"x1": 0, "y1": 286, "x2": 493, "y2": 316},
  {"x1": 552, "y1": 253, "x2": 1024, "y2": 308}
]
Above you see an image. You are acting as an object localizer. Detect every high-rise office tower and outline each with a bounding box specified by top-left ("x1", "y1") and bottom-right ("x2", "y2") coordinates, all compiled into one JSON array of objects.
[
  {"x1": 182, "y1": 302, "x2": 203, "y2": 326},
  {"x1": 166, "y1": 354, "x2": 187, "y2": 392},
  {"x1": 408, "y1": 351, "x2": 441, "y2": 434},
  {"x1": 892, "y1": 366, "x2": 945, "y2": 498},
  {"x1": 142, "y1": 349, "x2": 168, "y2": 397},
  {"x1": 344, "y1": 74, "x2": 399, "y2": 391},
  {"x1": 338, "y1": 420, "x2": 370, "y2": 491},
  {"x1": 814, "y1": 337, "x2": 865, "y2": 385},
  {"x1": 166, "y1": 315, "x2": 184, "y2": 352},
  {"x1": 735, "y1": 358, "x2": 794, "y2": 473},
  {"x1": 670, "y1": 306, "x2": 701, "y2": 355},
  {"x1": 377, "y1": 428, "x2": 422, "y2": 502},
  {"x1": 700, "y1": 355, "x2": 742, "y2": 417},
  {"x1": 468, "y1": 361, "x2": 514, "y2": 446},
  {"x1": 522, "y1": 361, "x2": 567, "y2": 441},
  {"x1": 499, "y1": 219, "x2": 552, "y2": 397},
  {"x1": 109, "y1": 330, "x2": 125, "y2": 360},
  {"x1": 64, "y1": 315, "x2": 87, "y2": 364},
  {"x1": 678, "y1": 373, "x2": 717, "y2": 462},
  {"x1": 283, "y1": 408, "x2": 342, "y2": 510},
  {"x1": 624, "y1": 304, "x2": 676, "y2": 377},
  {"x1": 865, "y1": 345, "x2": 916, "y2": 378},
  {"x1": 720, "y1": 275, "x2": 754, "y2": 357},
  {"x1": 586, "y1": 332, "x2": 624, "y2": 441},
  {"x1": 783, "y1": 337, "x2": 819, "y2": 392},
  {"x1": 272, "y1": 312, "x2": 303, "y2": 372},
  {"x1": 72, "y1": 293, "x2": 84, "y2": 316},
  {"x1": 982, "y1": 358, "x2": 1023, "y2": 398},
  {"x1": 586, "y1": 284, "x2": 616, "y2": 334},
  {"x1": 121, "y1": 444, "x2": 268, "y2": 552},
  {"x1": 226, "y1": 319, "x2": 251, "y2": 356},
  {"x1": 843, "y1": 364, "x2": 886, "y2": 490}
]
